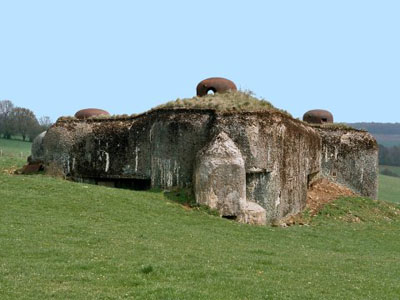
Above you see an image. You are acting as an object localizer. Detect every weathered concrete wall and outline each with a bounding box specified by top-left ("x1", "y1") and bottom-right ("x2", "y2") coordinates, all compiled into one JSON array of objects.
[
  {"x1": 36, "y1": 107, "x2": 378, "y2": 225},
  {"x1": 31, "y1": 131, "x2": 47, "y2": 162},
  {"x1": 44, "y1": 110, "x2": 214, "y2": 187},
  {"x1": 316, "y1": 127, "x2": 378, "y2": 199},
  {"x1": 138, "y1": 110, "x2": 213, "y2": 188},
  {"x1": 42, "y1": 123, "x2": 93, "y2": 175},
  {"x1": 214, "y1": 112, "x2": 321, "y2": 222},
  {"x1": 70, "y1": 119, "x2": 132, "y2": 179},
  {"x1": 194, "y1": 131, "x2": 247, "y2": 216},
  {"x1": 194, "y1": 131, "x2": 268, "y2": 225}
]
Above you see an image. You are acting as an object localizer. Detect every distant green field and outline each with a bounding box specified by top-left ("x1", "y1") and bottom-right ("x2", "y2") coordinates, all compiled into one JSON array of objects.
[
  {"x1": 0, "y1": 138, "x2": 31, "y2": 157},
  {"x1": 379, "y1": 174, "x2": 400, "y2": 203},
  {"x1": 0, "y1": 138, "x2": 31, "y2": 169},
  {"x1": 1, "y1": 139, "x2": 400, "y2": 299}
]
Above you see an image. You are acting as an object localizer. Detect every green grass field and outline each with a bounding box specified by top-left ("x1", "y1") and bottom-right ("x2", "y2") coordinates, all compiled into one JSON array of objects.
[
  {"x1": 0, "y1": 138, "x2": 31, "y2": 160},
  {"x1": 1, "y1": 139, "x2": 400, "y2": 299},
  {"x1": 0, "y1": 138, "x2": 31, "y2": 154},
  {"x1": 379, "y1": 174, "x2": 400, "y2": 204},
  {"x1": 0, "y1": 138, "x2": 31, "y2": 172}
]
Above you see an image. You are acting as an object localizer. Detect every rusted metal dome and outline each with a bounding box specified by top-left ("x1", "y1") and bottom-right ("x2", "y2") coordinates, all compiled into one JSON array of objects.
[
  {"x1": 196, "y1": 77, "x2": 237, "y2": 97},
  {"x1": 75, "y1": 108, "x2": 110, "y2": 119},
  {"x1": 303, "y1": 109, "x2": 334, "y2": 124}
]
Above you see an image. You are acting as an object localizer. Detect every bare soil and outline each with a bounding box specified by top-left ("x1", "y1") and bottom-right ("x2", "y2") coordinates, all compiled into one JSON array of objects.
[
  {"x1": 278, "y1": 178, "x2": 356, "y2": 226},
  {"x1": 306, "y1": 178, "x2": 355, "y2": 215}
]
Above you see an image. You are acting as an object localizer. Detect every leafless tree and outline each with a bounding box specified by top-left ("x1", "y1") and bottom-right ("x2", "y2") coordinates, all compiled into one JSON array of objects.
[
  {"x1": 0, "y1": 100, "x2": 15, "y2": 139},
  {"x1": 38, "y1": 116, "x2": 53, "y2": 131}
]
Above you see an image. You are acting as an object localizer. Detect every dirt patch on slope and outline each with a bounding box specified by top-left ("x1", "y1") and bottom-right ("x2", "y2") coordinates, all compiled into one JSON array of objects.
[
  {"x1": 307, "y1": 178, "x2": 355, "y2": 215},
  {"x1": 278, "y1": 179, "x2": 356, "y2": 226}
]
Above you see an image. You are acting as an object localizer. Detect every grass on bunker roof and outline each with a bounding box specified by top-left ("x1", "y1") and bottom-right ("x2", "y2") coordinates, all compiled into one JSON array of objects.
[
  {"x1": 308, "y1": 122, "x2": 358, "y2": 131},
  {"x1": 153, "y1": 90, "x2": 291, "y2": 115},
  {"x1": 56, "y1": 91, "x2": 289, "y2": 122},
  {"x1": 1, "y1": 140, "x2": 400, "y2": 299}
]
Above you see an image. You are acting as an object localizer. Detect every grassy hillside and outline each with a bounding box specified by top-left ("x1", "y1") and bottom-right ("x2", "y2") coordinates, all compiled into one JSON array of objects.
[{"x1": 1, "y1": 140, "x2": 400, "y2": 299}]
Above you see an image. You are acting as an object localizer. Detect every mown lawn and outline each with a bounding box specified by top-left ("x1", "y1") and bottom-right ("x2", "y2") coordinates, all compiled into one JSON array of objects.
[{"x1": 1, "y1": 139, "x2": 400, "y2": 299}]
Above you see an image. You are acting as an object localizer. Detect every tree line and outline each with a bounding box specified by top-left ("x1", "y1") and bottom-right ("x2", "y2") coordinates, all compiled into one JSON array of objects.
[
  {"x1": 349, "y1": 122, "x2": 400, "y2": 135},
  {"x1": 0, "y1": 100, "x2": 52, "y2": 141},
  {"x1": 379, "y1": 144, "x2": 400, "y2": 167}
]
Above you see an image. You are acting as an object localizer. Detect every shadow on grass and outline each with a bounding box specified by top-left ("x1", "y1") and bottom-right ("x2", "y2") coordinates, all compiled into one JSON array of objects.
[{"x1": 163, "y1": 188, "x2": 219, "y2": 216}]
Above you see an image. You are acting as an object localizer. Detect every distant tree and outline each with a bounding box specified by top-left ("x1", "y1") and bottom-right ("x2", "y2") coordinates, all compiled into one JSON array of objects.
[
  {"x1": 10, "y1": 107, "x2": 40, "y2": 141},
  {"x1": 349, "y1": 123, "x2": 400, "y2": 135},
  {"x1": 38, "y1": 116, "x2": 53, "y2": 131},
  {"x1": 0, "y1": 100, "x2": 15, "y2": 139},
  {"x1": 379, "y1": 144, "x2": 388, "y2": 165},
  {"x1": 380, "y1": 168, "x2": 399, "y2": 177},
  {"x1": 379, "y1": 144, "x2": 400, "y2": 167}
]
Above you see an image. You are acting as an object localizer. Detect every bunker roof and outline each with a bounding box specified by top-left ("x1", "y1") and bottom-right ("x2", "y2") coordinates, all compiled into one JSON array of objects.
[{"x1": 153, "y1": 90, "x2": 290, "y2": 115}]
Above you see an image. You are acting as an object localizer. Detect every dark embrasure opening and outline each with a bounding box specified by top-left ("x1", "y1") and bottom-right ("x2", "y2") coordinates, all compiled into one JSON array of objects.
[{"x1": 96, "y1": 178, "x2": 151, "y2": 190}]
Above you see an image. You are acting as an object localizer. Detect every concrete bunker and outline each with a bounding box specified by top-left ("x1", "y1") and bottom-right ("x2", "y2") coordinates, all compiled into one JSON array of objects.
[{"x1": 29, "y1": 79, "x2": 378, "y2": 225}]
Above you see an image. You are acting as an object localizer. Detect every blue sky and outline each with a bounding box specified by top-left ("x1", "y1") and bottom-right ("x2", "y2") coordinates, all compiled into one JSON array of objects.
[{"x1": 0, "y1": 1, "x2": 399, "y2": 123}]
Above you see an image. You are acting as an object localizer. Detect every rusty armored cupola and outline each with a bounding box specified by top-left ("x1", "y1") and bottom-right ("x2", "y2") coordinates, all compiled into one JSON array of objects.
[
  {"x1": 196, "y1": 77, "x2": 237, "y2": 97},
  {"x1": 75, "y1": 108, "x2": 110, "y2": 119},
  {"x1": 303, "y1": 109, "x2": 334, "y2": 124}
]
